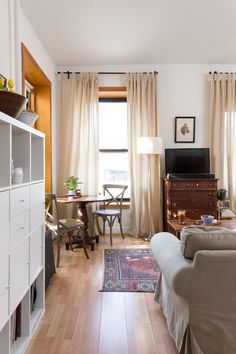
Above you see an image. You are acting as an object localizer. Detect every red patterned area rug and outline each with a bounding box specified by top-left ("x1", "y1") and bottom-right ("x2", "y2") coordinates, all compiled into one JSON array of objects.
[{"x1": 100, "y1": 248, "x2": 160, "y2": 293}]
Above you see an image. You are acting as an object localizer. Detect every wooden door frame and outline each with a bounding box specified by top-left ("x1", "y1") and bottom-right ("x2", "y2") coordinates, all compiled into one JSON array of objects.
[{"x1": 21, "y1": 43, "x2": 52, "y2": 193}]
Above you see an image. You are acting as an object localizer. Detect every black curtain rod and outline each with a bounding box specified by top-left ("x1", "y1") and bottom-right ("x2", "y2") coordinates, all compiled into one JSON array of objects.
[
  {"x1": 209, "y1": 71, "x2": 236, "y2": 74},
  {"x1": 57, "y1": 70, "x2": 158, "y2": 79}
]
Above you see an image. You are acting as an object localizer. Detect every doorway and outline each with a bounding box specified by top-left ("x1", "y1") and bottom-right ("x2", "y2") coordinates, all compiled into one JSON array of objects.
[{"x1": 21, "y1": 43, "x2": 52, "y2": 192}]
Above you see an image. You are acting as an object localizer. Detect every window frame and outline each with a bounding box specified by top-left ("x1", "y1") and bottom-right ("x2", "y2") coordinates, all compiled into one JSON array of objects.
[{"x1": 98, "y1": 91, "x2": 130, "y2": 202}]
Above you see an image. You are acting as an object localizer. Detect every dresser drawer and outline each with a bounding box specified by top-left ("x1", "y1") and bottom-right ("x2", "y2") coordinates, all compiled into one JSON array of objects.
[
  {"x1": 11, "y1": 186, "x2": 30, "y2": 217},
  {"x1": 0, "y1": 190, "x2": 10, "y2": 225},
  {"x1": 170, "y1": 190, "x2": 217, "y2": 200},
  {"x1": 11, "y1": 210, "x2": 30, "y2": 248},
  {"x1": 30, "y1": 182, "x2": 45, "y2": 232},
  {"x1": 0, "y1": 223, "x2": 10, "y2": 259},
  {"x1": 169, "y1": 180, "x2": 217, "y2": 191},
  {"x1": 0, "y1": 256, "x2": 9, "y2": 331},
  {"x1": 171, "y1": 198, "x2": 216, "y2": 209}
]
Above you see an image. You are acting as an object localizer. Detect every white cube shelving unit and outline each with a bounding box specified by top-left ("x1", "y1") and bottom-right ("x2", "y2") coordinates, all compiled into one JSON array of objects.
[{"x1": 0, "y1": 111, "x2": 45, "y2": 354}]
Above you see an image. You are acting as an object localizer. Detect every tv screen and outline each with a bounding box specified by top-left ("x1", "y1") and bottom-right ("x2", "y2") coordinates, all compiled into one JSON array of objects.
[{"x1": 165, "y1": 148, "x2": 210, "y2": 174}]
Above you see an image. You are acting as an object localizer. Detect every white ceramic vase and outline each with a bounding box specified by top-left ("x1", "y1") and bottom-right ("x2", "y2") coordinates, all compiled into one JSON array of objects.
[{"x1": 13, "y1": 167, "x2": 24, "y2": 184}]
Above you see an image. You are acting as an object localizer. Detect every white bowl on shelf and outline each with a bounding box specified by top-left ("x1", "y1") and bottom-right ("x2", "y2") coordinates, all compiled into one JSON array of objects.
[{"x1": 17, "y1": 111, "x2": 38, "y2": 126}]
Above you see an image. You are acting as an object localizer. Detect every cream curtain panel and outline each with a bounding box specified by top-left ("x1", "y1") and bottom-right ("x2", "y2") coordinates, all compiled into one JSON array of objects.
[
  {"x1": 127, "y1": 73, "x2": 163, "y2": 238},
  {"x1": 209, "y1": 72, "x2": 236, "y2": 210},
  {"x1": 58, "y1": 73, "x2": 99, "y2": 198}
]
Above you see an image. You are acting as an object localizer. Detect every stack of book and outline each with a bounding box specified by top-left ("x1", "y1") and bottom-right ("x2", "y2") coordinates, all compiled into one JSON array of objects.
[
  {"x1": 30, "y1": 281, "x2": 37, "y2": 313},
  {"x1": 11, "y1": 304, "x2": 21, "y2": 344}
]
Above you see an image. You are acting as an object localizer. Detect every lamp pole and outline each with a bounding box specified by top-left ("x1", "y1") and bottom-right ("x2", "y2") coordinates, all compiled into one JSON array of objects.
[{"x1": 137, "y1": 137, "x2": 163, "y2": 239}]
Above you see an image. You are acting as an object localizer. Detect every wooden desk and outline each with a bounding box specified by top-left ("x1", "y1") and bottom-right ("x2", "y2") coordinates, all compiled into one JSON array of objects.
[{"x1": 167, "y1": 219, "x2": 236, "y2": 238}]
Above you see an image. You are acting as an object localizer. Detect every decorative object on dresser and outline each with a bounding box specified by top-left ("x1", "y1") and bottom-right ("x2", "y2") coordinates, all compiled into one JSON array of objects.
[
  {"x1": 163, "y1": 178, "x2": 218, "y2": 231},
  {"x1": 0, "y1": 111, "x2": 45, "y2": 354},
  {"x1": 217, "y1": 188, "x2": 227, "y2": 201}
]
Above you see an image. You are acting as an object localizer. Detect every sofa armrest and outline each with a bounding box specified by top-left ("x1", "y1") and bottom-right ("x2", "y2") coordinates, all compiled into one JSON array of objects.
[{"x1": 151, "y1": 232, "x2": 192, "y2": 292}]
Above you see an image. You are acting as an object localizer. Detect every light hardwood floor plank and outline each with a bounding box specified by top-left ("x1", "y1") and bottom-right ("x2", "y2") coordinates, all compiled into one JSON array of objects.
[{"x1": 26, "y1": 235, "x2": 178, "y2": 354}]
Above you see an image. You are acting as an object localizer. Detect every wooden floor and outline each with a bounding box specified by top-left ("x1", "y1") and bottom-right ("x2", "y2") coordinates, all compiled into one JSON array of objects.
[{"x1": 26, "y1": 235, "x2": 178, "y2": 354}]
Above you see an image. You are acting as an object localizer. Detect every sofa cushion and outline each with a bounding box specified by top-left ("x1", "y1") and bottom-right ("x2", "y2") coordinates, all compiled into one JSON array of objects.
[{"x1": 180, "y1": 226, "x2": 236, "y2": 259}]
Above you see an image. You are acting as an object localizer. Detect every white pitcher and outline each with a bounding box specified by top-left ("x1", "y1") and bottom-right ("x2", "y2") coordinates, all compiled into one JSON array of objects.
[{"x1": 13, "y1": 167, "x2": 24, "y2": 184}]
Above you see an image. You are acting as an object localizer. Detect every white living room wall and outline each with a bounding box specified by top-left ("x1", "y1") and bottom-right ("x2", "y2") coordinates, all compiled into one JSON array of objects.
[
  {"x1": 0, "y1": 0, "x2": 11, "y2": 78},
  {"x1": 57, "y1": 63, "x2": 236, "y2": 165},
  {"x1": 0, "y1": 0, "x2": 57, "y2": 191},
  {"x1": 57, "y1": 64, "x2": 236, "y2": 232}
]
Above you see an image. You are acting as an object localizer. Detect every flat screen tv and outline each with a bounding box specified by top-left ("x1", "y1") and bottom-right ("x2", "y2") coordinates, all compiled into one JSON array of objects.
[{"x1": 165, "y1": 148, "x2": 210, "y2": 175}]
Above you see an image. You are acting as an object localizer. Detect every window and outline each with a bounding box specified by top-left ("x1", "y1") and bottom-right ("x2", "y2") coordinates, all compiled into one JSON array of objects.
[{"x1": 98, "y1": 97, "x2": 130, "y2": 198}]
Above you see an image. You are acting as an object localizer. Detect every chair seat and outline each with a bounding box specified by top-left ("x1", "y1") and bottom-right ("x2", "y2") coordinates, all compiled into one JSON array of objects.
[
  {"x1": 93, "y1": 209, "x2": 121, "y2": 217},
  {"x1": 59, "y1": 218, "x2": 84, "y2": 229}
]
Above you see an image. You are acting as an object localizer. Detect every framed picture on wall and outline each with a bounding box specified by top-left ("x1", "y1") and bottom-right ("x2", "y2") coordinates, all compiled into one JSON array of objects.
[{"x1": 175, "y1": 116, "x2": 195, "y2": 143}]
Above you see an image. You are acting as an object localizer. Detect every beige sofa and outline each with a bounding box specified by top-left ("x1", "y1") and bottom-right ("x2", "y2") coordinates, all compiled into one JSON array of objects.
[{"x1": 151, "y1": 226, "x2": 236, "y2": 354}]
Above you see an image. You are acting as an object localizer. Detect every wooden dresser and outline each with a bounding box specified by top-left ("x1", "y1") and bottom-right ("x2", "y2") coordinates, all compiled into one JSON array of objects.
[{"x1": 163, "y1": 178, "x2": 218, "y2": 231}]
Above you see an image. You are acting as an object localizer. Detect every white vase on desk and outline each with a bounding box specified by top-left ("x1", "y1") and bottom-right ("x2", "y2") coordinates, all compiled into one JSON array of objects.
[
  {"x1": 13, "y1": 167, "x2": 24, "y2": 184},
  {"x1": 67, "y1": 190, "x2": 75, "y2": 195}
]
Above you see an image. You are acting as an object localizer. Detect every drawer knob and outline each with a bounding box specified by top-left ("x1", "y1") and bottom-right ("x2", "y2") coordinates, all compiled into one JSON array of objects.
[
  {"x1": 196, "y1": 184, "x2": 199, "y2": 187},
  {"x1": 186, "y1": 184, "x2": 190, "y2": 187},
  {"x1": 20, "y1": 199, "x2": 25, "y2": 202},
  {"x1": 208, "y1": 192, "x2": 212, "y2": 196},
  {"x1": 20, "y1": 226, "x2": 25, "y2": 230}
]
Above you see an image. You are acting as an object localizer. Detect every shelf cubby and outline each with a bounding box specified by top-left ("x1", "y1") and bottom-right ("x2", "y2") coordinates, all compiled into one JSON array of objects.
[
  {"x1": 11, "y1": 293, "x2": 30, "y2": 354},
  {"x1": 30, "y1": 270, "x2": 44, "y2": 332},
  {"x1": 0, "y1": 123, "x2": 10, "y2": 188},
  {"x1": 31, "y1": 133, "x2": 44, "y2": 181},
  {"x1": 12, "y1": 126, "x2": 30, "y2": 185}
]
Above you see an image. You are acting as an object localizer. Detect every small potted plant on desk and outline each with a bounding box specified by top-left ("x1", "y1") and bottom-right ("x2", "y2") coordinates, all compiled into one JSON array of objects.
[{"x1": 64, "y1": 176, "x2": 82, "y2": 196}]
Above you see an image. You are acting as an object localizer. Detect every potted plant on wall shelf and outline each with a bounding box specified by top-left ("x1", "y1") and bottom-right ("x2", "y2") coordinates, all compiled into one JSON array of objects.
[{"x1": 64, "y1": 176, "x2": 82, "y2": 195}]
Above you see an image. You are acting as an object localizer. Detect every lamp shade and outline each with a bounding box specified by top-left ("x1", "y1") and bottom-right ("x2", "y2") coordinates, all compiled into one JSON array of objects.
[{"x1": 137, "y1": 137, "x2": 163, "y2": 154}]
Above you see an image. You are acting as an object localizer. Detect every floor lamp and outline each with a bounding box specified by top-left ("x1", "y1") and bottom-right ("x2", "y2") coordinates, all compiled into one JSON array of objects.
[{"x1": 137, "y1": 137, "x2": 163, "y2": 239}]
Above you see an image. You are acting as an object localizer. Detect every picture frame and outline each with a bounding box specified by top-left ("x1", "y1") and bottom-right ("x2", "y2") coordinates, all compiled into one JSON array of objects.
[
  {"x1": 175, "y1": 116, "x2": 195, "y2": 143},
  {"x1": 0, "y1": 74, "x2": 7, "y2": 90}
]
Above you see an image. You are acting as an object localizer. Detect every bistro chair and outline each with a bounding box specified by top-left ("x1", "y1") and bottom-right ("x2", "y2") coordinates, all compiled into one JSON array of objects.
[
  {"x1": 45, "y1": 193, "x2": 89, "y2": 266},
  {"x1": 92, "y1": 184, "x2": 128, "y2": 246}
]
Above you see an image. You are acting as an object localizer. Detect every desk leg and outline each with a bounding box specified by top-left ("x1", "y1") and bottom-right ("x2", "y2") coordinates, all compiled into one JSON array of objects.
[
  {"x1": 65, "y1": 202, "x2": 96, "y2": 252},
  {"x1": 78, "y1": 202, "x2": 99, "y2": 244}
]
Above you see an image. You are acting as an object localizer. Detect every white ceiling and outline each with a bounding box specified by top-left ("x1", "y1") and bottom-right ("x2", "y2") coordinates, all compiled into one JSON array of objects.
[{"x1": 20, "y1": 0, "x2": 236, "y2": 66}]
